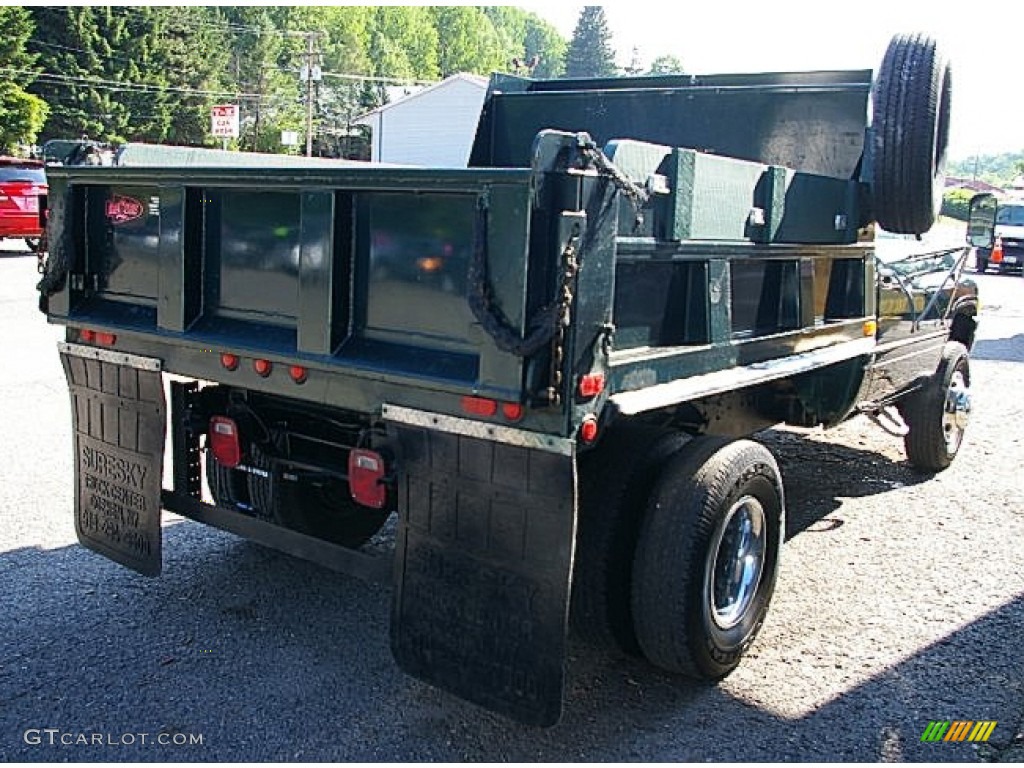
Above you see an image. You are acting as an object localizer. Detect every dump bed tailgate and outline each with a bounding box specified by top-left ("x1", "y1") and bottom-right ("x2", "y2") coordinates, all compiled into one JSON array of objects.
[{"x1": 42, "y1": 165, "x2": 541, "y2": 410}]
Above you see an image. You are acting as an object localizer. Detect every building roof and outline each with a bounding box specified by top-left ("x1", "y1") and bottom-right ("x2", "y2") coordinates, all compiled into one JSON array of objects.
[{"x1": 353, "y1": 73, "x2": 489, "y2": 125}]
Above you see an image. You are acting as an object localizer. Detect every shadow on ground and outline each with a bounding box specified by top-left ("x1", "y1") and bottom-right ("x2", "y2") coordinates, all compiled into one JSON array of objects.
[{"x1": 1, "y1": 431, "x2": 1020, "y2": 762}]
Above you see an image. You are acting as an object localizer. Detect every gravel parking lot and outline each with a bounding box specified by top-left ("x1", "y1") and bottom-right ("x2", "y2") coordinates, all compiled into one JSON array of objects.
[{"x1": 1, "y1": 239, "x2": 1022, "y2": 761}]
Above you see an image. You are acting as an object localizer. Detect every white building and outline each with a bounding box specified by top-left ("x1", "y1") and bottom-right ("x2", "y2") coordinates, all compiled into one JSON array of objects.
[{"x1": 353, "y1": 73, "x2": 489, "y2": 167}]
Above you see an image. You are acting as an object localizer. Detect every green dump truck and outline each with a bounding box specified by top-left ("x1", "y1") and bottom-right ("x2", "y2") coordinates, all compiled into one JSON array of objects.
[{"x1": 37, "y1": 33, "x2": 996, "y2": 725}]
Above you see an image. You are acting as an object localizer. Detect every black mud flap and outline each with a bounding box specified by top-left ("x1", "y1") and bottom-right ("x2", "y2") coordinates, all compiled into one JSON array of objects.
[
  {"x1": 60, "y1": 342, "x2": 166, "y2": 577},
  {"x1": 387, "y1": 415, "x2": 577, "y2": 726}
]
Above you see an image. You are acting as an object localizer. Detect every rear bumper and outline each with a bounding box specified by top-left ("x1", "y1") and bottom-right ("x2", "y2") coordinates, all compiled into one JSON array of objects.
[{"x1": 998, "y1": 247, "x2": 1024, "y2": 270}]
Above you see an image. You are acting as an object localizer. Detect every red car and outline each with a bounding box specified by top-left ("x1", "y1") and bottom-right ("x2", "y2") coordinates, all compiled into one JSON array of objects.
[{"x1": 0, "y1": 156, "x2": 47, "y2": 252}]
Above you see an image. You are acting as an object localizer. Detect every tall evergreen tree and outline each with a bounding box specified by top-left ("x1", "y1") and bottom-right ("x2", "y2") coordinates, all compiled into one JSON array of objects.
[
  {"x1": 564, "y1": 6, "x2": 617, "y2": 78},
  {"x1": 28, "y1": 7, "x2": 230, "y2": 145}
]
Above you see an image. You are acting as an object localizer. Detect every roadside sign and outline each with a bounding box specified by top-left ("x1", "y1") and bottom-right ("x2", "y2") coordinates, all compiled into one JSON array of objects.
[{"x1": 211, "y1": 105, "x2": 239, "y2": 139}]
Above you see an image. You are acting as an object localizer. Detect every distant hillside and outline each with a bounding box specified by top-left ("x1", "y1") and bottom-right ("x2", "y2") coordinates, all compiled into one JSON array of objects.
[{"x1": 948, "y1": 151, "x2": 1024, "y2": 187}]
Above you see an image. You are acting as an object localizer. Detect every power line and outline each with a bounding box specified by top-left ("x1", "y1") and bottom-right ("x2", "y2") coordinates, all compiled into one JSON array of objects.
[{"x1": 1, "y1": 66, "x2": 260, "y2": 100}]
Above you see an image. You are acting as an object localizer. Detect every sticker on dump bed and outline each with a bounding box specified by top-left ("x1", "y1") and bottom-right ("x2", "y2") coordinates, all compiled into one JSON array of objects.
[
  {"x1": 61, "y1": 350, "x2": 165, "y2": 576},
  {"x1": 105, "y1": 194, "x2": 145, "y2": 225}
]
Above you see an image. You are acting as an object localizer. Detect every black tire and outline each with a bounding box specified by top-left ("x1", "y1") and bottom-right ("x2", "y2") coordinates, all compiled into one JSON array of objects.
[
  {"x1": 247, "y1": 444, "x2": 390, "y2": 549},
  {"x1": 631, "y1": 437, "x2": 784, "y2": 679},
  {"x1": 571, "y1": 424, "x2": 691, "y2": 653},
  {"x1": 872, "y1": 32, "x2": 952, "y2": 235},
  {"x1": 899, "y1": 341, "x2": 970, "y2": 472}
]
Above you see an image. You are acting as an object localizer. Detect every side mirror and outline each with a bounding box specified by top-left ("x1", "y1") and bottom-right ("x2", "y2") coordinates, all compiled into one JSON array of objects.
[{"x1": 967, "y1": 193, "x2": 997, "y2": 248}]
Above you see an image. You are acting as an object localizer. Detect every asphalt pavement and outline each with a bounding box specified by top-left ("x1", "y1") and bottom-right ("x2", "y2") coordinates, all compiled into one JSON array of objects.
[{"x1": 0, "y1": 238, "x2": 1022, "y2": 761}]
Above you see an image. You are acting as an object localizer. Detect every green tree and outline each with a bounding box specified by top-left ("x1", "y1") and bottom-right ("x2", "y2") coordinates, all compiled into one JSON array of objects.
[
  {"x1": 480, "y1": 7, "x2": 566, "y2": 78},
  {"x1": 0, "y1": 84, "x2": 48, "y2": 153},
  {"x1": 431, "y1": 7, "x2": 504, "y2": 77},
  {"x1": 0, "y1": 6, "x2": 47, "y2": 151},
  {"x1": 522, "y1": 17, "x2": 566, "y2": 78},
  {"x1": 648, "y1": 54, "x2": 685, "y2": 75},
  {"x1": 564, "y1": 6, "x2": 617, "y2": 78},
  {"x1": 28, "y1": 6, "x2": 231, "y2": 145},
  {"x1": 220, "y1": 7, "x2": 304, "y2": 152},
  {"x1": 119, "y1": 7, "x2": 230, "y2": 145},
  {"x1": 942, "y1": 188, "x2": 974, "y2": 221}
]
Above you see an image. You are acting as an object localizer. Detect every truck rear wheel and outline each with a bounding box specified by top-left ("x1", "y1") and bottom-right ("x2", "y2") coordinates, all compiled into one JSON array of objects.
[
  {"x1": 900, "y1": 341, "x2": 971, "y2": 472},
  {"x1": 872, "y1": 32, "x2": 952, "y2": 235},
  {"x1": 571, "y1": 424, "x2": 690, "y2": 653},
  {"x1": 631, "y1": 437, "x2": 784, "y2": 679}
]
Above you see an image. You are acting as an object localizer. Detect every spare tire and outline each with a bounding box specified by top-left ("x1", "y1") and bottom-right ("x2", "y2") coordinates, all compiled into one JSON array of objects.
[{"x1": 872, "y1": 32, "x2": 952, "y2": 235}]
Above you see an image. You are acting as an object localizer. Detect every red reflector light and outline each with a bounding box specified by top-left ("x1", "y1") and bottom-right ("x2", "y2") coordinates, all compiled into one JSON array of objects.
[
  {"x1": 502, "y1": 402, "x2": 524, "y2": 422},
  {"x1": 289, "y1": 365, "x2": 308, "y2": 384},
  {"x1": 461, "y1": 396, "x2": 498, "y2": 418},
  {"x1": 580, "y1": 416, "x2": 599, "y2": 444},
  {"x1": 208, "y1": 416, "x2": 241, "y2": 468},
  {"x1": 80, "y1": 329, "x2": 96, "y2": 343},
  {"x1": 220, "y1": 353, "x2": 239, "y2": 371},
  {"x1": 348, "y1": 448, "x2": 387, "y2": 509},
  {"x1": 253, "y1": 359, "x2": 272, "y2": 377},
  {"x1": 578, "y1": 372, "x2": 606, "y2": 399}
]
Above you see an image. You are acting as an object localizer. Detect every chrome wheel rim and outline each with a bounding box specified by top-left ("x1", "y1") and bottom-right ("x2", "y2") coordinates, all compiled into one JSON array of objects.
[
  {"x1": 708, "y1": 496, "x2": 766, "y2": 630},
  {"x1": 942, "y1": 370, "x2": 970, "y2": 455}
]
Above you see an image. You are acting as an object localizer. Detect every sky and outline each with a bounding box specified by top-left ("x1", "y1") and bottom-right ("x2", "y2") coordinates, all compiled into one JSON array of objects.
[{"x1": 516, "y1": 1, "x2": 1024, "y2": 161}]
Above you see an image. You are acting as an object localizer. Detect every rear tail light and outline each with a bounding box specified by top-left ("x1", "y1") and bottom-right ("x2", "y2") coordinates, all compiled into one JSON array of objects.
[
  {"x1": 77, "y1": 328, "x2": 116, "y2": 346},
  {"x1": 289, "y1": 365, "x2": 308, "y2": 384},
  {"x1": 579, "y1": 415, "x2": 599, "y2": 444},
  {"x1": 502, "y1": 402, "x2": 524, "y2": 422},
  {"x1": 348, "y1": 448, "x2": 387, "y2": 509},
  {"x1": 253, "y1": 359, "x2": 272, "y2": 377},
  {"x1": 220, "y1": 353, "x2": 239, "y2": 371},
  {"x1": 578, "y1": 372, "x2": 606, "y2": 399},
  {"x1": 208, "y1": 416, "x2": 242, "y2": 468},
  {"x1": 461, "y1": 396, "x2": 498, "y2": 418}
]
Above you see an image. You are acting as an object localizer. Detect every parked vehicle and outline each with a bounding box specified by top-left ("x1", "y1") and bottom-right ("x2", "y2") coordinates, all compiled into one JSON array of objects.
[
  {"x1": 975, "y1": 200, "x2": 1024, "y2": 273},
  {"x1": 36, "y1": 33, "x2": 991, "y2": 726},
  {"x1": 0, "y1": 156, "x2": 47, "y2": 252}
]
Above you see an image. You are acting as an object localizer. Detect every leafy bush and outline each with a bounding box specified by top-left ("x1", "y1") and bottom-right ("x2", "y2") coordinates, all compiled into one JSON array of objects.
[{"x1": 941, "y1": 188, "x2": 974, "y2": 221}]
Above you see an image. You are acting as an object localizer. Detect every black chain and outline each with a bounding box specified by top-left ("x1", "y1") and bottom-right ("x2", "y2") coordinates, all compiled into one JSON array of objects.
[
  {"x1": 544, "y1": 233, "x2": 580, "y2": 406},
  {"x1": 575, "y1": 133, "x2": 651, "y2": 227},
  {"x1": 468, "y1": 204, "x2": 581, "y2": 359}
]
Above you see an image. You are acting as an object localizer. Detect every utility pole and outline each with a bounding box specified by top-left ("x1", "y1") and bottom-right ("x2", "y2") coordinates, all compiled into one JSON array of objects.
[{"x1": 301, "y1": 32, "x2": 323, "y2": 157}]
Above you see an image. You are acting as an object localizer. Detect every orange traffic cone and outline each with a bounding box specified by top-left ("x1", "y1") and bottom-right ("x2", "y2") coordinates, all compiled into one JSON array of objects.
[{"x1": 992, "y1": 237, "x2": 1004, "y2": 264}]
